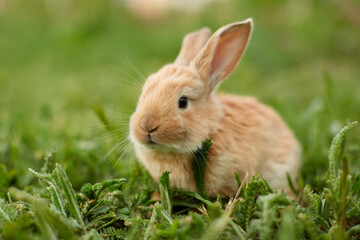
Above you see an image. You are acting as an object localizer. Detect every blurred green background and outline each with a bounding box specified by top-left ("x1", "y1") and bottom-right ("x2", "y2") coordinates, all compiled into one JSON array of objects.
[{"x1": 0, "y1": 0, "x2": 359, "y2": 195}]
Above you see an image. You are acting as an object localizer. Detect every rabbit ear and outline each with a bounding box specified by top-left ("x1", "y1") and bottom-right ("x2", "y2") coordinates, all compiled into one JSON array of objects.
[
  {"x1": 193, "y1": 19, "x2": 253, "y2": 91},
  {"x1": 174, "y1": 27, "x2": 211, "y2": 66}
]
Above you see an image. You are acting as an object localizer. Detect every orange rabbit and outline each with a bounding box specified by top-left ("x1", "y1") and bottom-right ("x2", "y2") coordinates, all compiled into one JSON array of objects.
[{"x1": 130, "y1": 19, "x2": 300, "y2": 197}]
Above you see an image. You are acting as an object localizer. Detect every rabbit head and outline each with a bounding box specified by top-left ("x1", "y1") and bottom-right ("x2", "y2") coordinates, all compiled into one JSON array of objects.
[{"x1": 130, "y1": 19, "x2": 253, "y2": 153}]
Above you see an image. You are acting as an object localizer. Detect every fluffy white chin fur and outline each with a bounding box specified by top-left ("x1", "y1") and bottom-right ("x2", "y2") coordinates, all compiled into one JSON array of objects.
[
  {"x1": 157, "y1": 142, "x2": 201, "y2": 154},
  {"x1": 146, "y1": 142, "x2": 199, "y2": 154},
  {"x1": 130, "y1": 136, "x2": 199, "y2": 155}
]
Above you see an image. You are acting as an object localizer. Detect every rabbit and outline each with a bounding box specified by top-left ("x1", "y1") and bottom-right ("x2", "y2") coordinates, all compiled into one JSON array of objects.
[{"x1": 129, "y1": 19, "x2": 301, "y2": 197}]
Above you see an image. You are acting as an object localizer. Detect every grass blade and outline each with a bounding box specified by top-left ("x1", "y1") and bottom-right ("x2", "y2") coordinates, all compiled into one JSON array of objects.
[
  {"x1": 54, "y1": 164, "x2": 84, "y2": 227},
  {"x1": 328, "y1": 121, "x2": 358, "y2": 189},
  {"x1": 193, "y1": 139, "x2": 212, "y2": 198},
  {"x1": 159, "y1": 171, "x2": 172, "y2": 216}
]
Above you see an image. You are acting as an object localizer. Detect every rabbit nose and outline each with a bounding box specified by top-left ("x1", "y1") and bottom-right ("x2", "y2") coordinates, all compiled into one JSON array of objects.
[
  {"x1": 147, "y1": 126, "x2": 159, "y2": 133},
  {"x1": 140, "y1": 113, "x2": 160, "y2": 133}
]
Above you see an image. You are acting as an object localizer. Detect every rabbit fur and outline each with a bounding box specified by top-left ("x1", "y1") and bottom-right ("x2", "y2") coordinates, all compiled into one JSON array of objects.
[{"x1": 129, "y1": 19, "x2": 300, "y2": 197}]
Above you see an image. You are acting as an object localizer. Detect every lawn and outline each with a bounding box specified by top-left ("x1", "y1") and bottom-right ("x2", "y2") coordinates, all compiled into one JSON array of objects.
[{"x1": 0, "y1": 0, "x2": 360, "y2": 239}]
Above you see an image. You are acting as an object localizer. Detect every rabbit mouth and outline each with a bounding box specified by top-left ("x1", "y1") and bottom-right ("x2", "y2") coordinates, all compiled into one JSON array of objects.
[
  {"x1": 147, "y1": 134, "x2": 157, "y2": 145},
  {"x1": 147, "y1": 138, "x2": 157, "y2": 145}
]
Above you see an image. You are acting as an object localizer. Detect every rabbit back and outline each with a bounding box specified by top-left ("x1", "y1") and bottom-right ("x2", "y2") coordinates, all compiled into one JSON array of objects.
[{"x1": 204, "y1": 94, "x2": 300, "y2": 197}]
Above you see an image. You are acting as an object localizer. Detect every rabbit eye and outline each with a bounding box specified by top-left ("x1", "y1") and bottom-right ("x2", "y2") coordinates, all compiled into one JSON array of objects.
[{"x1": 178, "y1": 96, "x2": 188, "y2": 109}]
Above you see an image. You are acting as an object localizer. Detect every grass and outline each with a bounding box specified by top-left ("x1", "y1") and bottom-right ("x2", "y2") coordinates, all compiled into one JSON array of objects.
[{"x1": 1, "y1": 0, "x2": 360, "y2": 239}]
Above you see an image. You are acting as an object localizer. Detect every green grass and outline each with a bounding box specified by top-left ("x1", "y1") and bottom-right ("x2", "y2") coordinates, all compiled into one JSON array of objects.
[{"x1": 1, "y1": 0, "x2": 360, "y2": 239}]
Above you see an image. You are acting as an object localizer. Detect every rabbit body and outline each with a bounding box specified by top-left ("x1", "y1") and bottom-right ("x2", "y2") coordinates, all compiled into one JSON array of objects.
[
  {"x1": 130, "y1": 19, "x2": 300, "y2": 197},
  {"x1": 133, "y1": 92, "x2": 300, "y2": 197}
]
